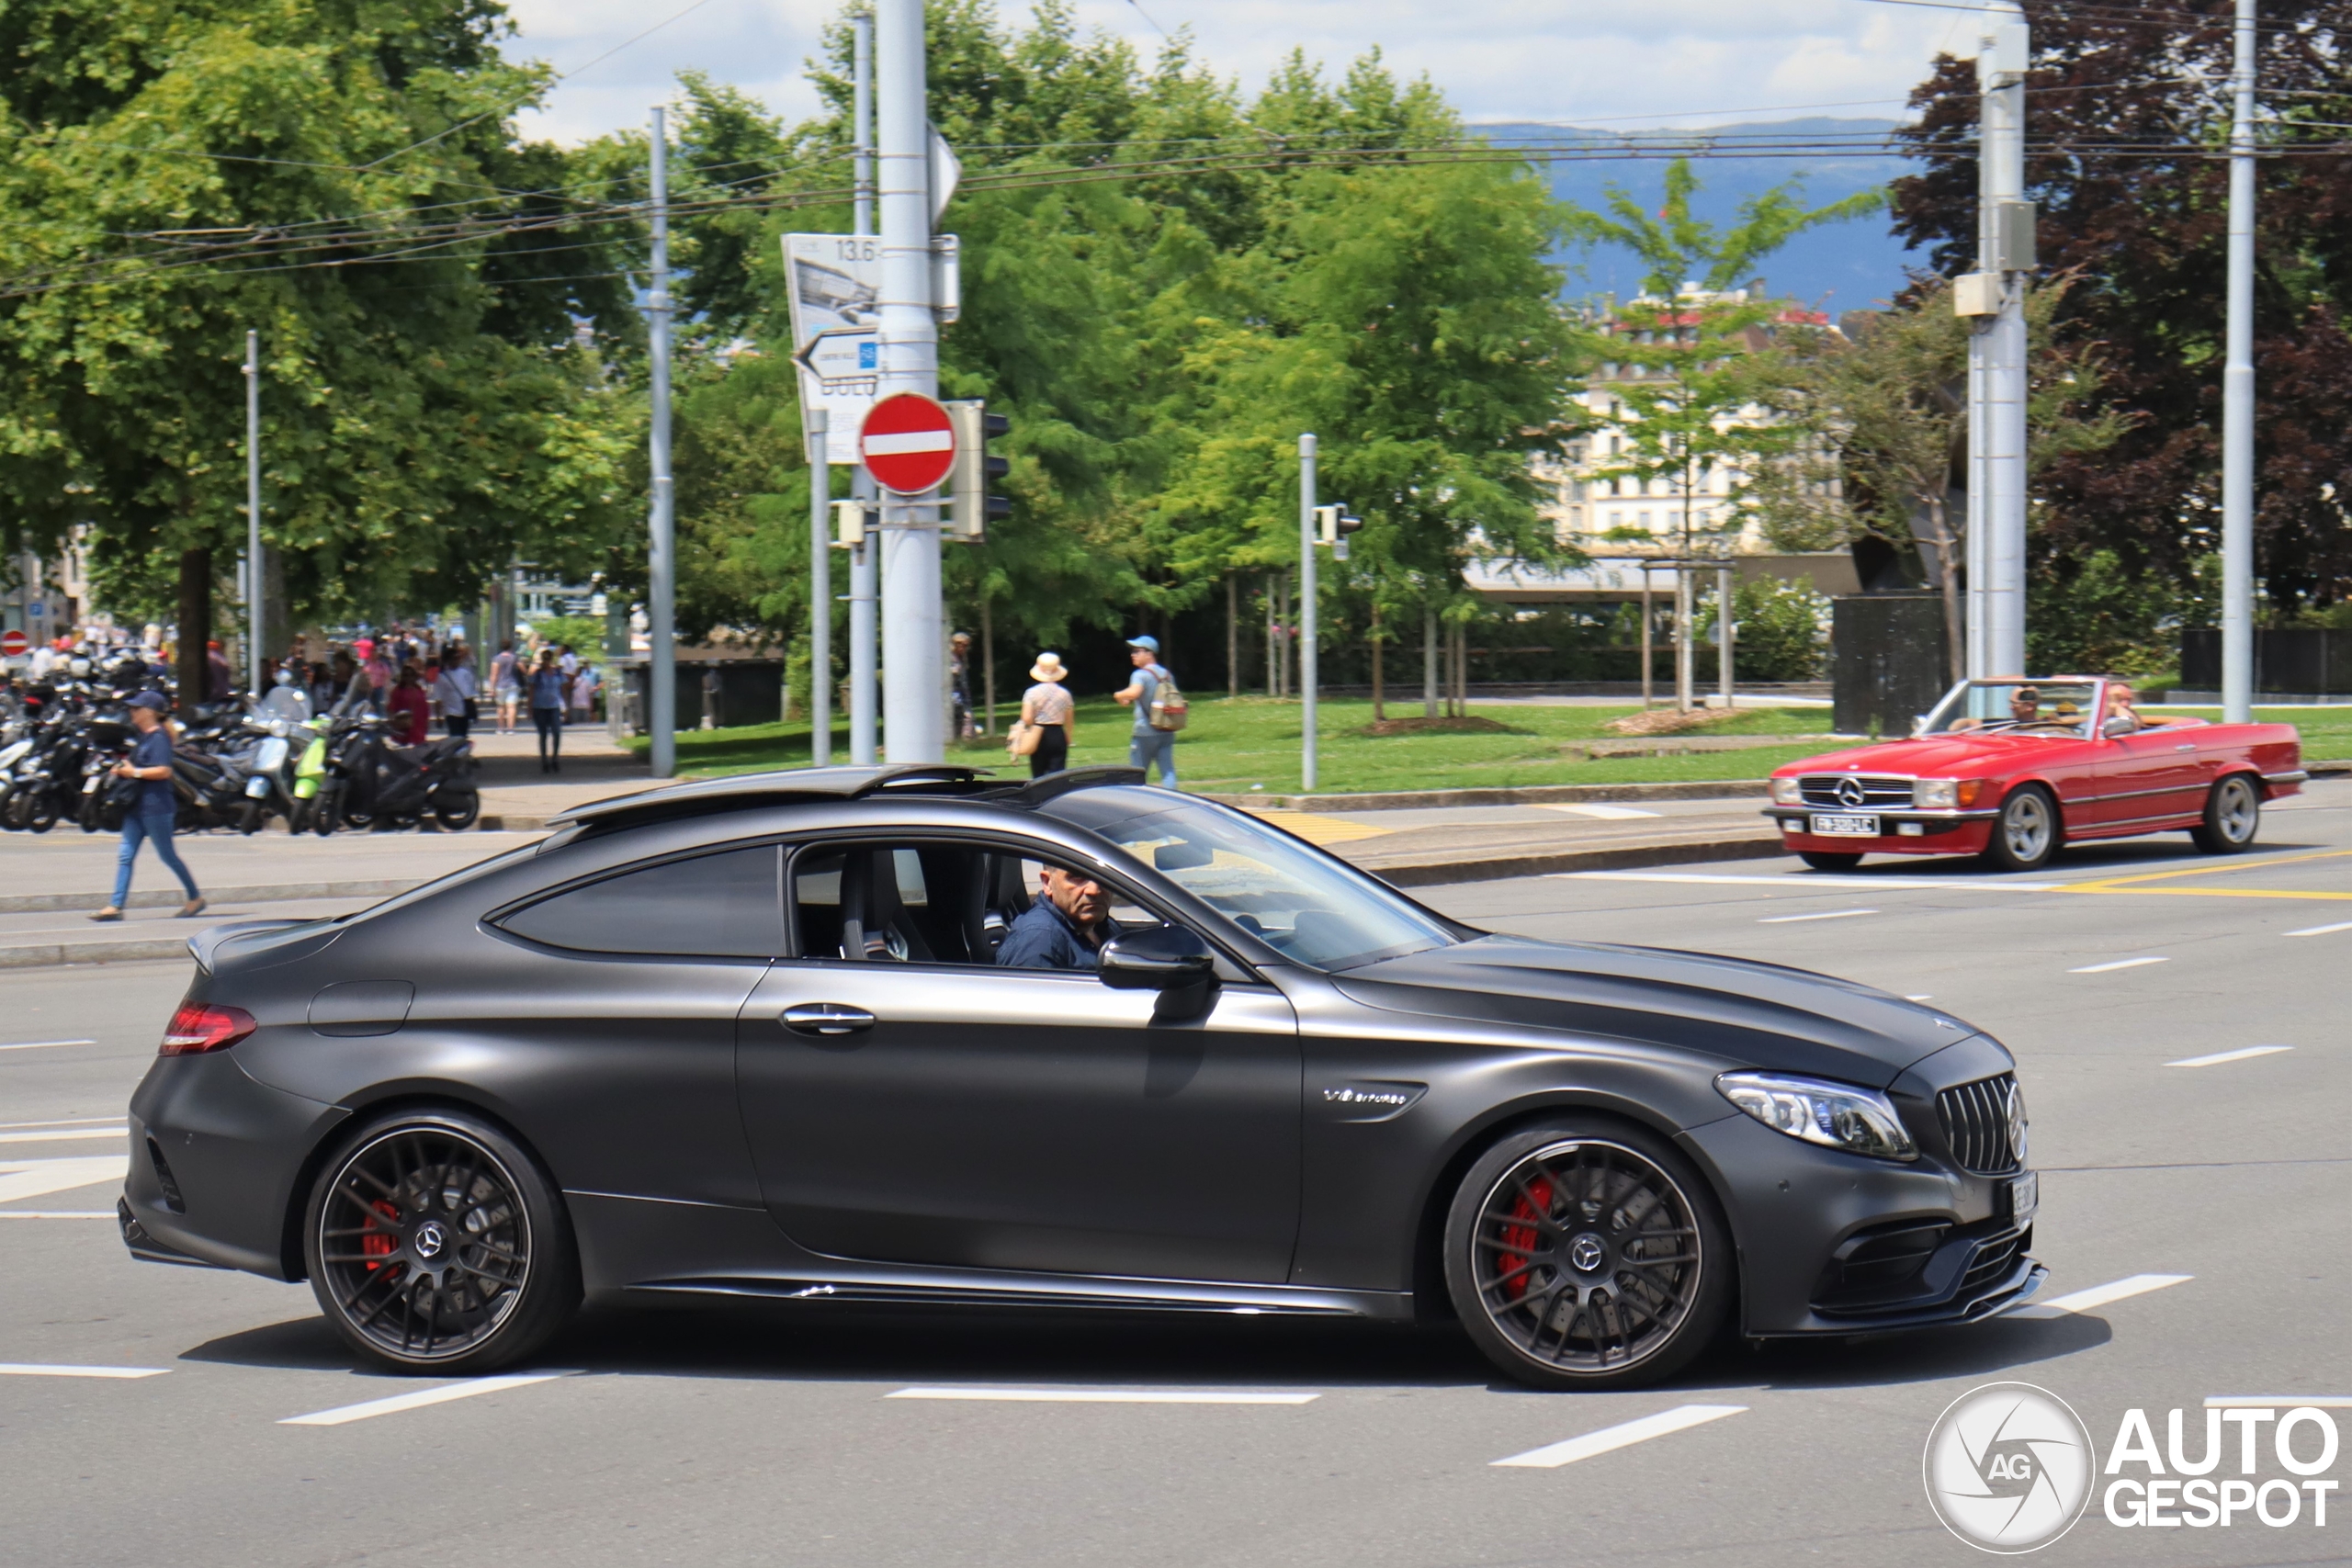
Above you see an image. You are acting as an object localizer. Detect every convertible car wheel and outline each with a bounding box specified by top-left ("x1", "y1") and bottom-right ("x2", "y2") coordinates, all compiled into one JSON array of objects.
[
  {"x1": 1444, "y1": 1121, "x2": 1731, "y2": 1391},
  {"x1": 303, "y1": 1111, "x2": 580, "y2": 1374},
  {"x1": 1798, "y1": 852, "x2": 1863, "y2": 872},
  {"x1": 1980, "y1": 784, "x2": 2059, "y2": 873},
  {"x1": 2190, "y1": 773, "x2": 2260, "y2": 855}
]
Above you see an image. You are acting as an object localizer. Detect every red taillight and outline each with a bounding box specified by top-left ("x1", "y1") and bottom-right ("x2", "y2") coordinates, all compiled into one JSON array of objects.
[{"x1": 160, "y1": 1002, "x2": 256, "y2": 1055}]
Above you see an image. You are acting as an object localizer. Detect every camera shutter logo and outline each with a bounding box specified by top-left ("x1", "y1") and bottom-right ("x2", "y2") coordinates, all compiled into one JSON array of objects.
[{"x1": 1923, "y1": 1382, "x2": 2094, "y2": 1552}]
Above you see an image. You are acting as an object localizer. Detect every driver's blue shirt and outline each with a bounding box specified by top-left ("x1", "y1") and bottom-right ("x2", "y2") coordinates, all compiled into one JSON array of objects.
[{"x1": 996, "y1": 895, "x2": 1102, "y2": 970}]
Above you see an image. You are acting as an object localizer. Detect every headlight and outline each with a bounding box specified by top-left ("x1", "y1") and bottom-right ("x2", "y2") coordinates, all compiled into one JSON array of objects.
[
  {"x1": 1770, "y1": 776, "x2": 1803, "y2": 806},
  {"x1": 1716, "y1": 1071, "x2": 1918, "y2": 1161},
  {"x1": 1913, "y1": 778, "x2": 1984, "y2": 810}
]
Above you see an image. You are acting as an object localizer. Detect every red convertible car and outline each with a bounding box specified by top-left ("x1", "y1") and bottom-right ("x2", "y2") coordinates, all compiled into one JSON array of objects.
[{"x1": 1766, "y1": 677, "x2": 2306, "y2": 873}]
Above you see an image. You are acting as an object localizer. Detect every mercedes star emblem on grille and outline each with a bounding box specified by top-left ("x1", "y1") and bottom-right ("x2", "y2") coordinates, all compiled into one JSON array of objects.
[{"x1": 1836, "y1": 777, "x2": 1869, "y2": 808}]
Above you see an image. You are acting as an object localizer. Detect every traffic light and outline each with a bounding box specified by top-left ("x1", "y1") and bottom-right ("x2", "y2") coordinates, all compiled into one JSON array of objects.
[
  {"x1": 946, "y1": 400, "x2": 1011, "y2": 541},
  {"x1": 1315, "y1": 504, "x2": 1363, "y2": 560}
]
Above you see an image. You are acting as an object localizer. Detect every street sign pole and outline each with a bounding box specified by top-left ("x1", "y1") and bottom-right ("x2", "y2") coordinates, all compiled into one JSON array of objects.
[
  {"x1": 243, "y1": 330, "x2": 263, "y2": 696},
  {"x1": 2222, "y1": 0, "x2": 2257, "y2": 723},
  {"x1": 849, "y1": 10, "x2": 881, "y2": 767},
  {"x1": 807, "y1": 409, "x2": 831, "y2": 766},
  {"x1": 1299, "y1": 434, "x2": 1317, "y2": 795},
  {"x1": 647, "y1": 105, "x2": 677, "y2": 779},
  {"x1": 875, "y1": 0, "x2": 944, "y2": 765},
  {"x1": 1980, "y1": 0, "x2": 2029, "y2": 678}
]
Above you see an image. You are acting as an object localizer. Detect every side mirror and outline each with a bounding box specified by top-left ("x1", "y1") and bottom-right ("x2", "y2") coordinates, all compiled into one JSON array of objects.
[
  {"x1": 1910, "y1": 714, "x2": 1929, "y2": 737},
  {"x1": 1098, "y1": 925, "x2": 1216, "y2": 990},
  {"x1": 2101, "y1": 715, "x2": 2133, "y2": 739}
]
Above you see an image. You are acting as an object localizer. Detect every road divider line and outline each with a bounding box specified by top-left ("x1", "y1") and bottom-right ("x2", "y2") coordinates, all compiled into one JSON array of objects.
[
  {"x1": 1758, "y1": 908, "x2": 1877, "y2": 924},
  {"x1": 2286, "y1": 920, "x2": 2352, "y2": 938},
  {"x1": 1905, "y1": 995, "x2": 1935, "y2": 1001},
  {"x1": 2012, "y1": 1273, "x2": 2192, "y2": 1319},
  {"x1": 0, "y1": 1211, "x2": 118, "y2": 1219},
  {"x1": 0, "y1": 1127, "x2": 128, "y2": 1145},
  {"x1": 1560, "y1": 872, "x2": 2059, "y2": 891},
  {"x1": 1491, "y1": 1404, "x2": 1747, "y2": 1468},
  {"x1": 2207, "y1": 1395, "x2": 2352, "y2": 1409},
  {"x1": 0, "y1": 1116, "x2": 127, "y2": 1130},
  {"x1": 0, "y1": 1156, "x2": 130, "y2": 1205},
  {"x1": 0, "y1": 1040, "x2": 98, "y2": 1053},
  {"x1": 2069, "y1": 956, "x2": 2169, "y2": 974},
  {"x1": 2167, "y1": 1045, "x2": 2294, "y2": 1068},
  {"x1": 279, "y1": 1371, "x2": 576, "y2": 1427},
  {"x1": 1536, "y1": 803, "x2": 1662, "y2": 819},
  {"x1": 886, "y1": 1386, "x2": 1317, "y2": 1404},
  {"x1": 0, "y1": 1362, "x2": 168, "y2": 1379}
]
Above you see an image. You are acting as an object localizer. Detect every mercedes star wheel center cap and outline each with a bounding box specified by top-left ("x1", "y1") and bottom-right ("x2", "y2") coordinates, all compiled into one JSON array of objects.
[
  {"x1": 413, "y1": 1221, "x2": 446, "y2": 1260},
  {"x1": 1568, "y1": 1233, "x2": 1607, "y2": 1272}
]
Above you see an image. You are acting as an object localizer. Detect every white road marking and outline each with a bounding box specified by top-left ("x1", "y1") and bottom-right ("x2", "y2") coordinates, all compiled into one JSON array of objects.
[
  {"x1": 2167, "y1": 1045, "x2": 2294, "y2": 1068},
  {"x1": 1559, "y1": 871, "x2": 2062, "y2": 891},
  {"x1": 887, "y1": 1386, "x2": 1317, "y2": 1405},
  {"x1": 0, "y1": 1116, "x2": 124, "y2": 1130},
  {"x1": 1905, "y1": 994, "x2": 1935, "y2": 1001},
  {"x1": 2068, "y1": 956, "x2": 2169, "y2": 974},
  {"x1": 0, "y1": 1040, "x2": 98, "y2": 1053},
  {"x1": 0, "y1": 1127, "x2": 128, "y2": 1145},
  {"x1": 1535, "y1": 803, "x2": 1661, "y2": 819},
  {"x1": 0, "y1": 1211, "x2": 116, "y2": 1219},
  {"x1": 1491, "y1": 1404, "x2": 1747, "y2": 1468},
  {"x1": 2012, "y1": 1273, "x2": 2192, "y2": 1319},
  {"x1": 0, "y1": 1156, "x2": 129, "y2": 1204},
  {"x1": 0, "y1": 1363, "x2": 168, "y2": 1379},
  {"x1": 2285, "y1": 920, "x2": 2352, "y2": 938},
  {"x1": 280, "y1": 1371, "x2": 576, "y2": 1427},
  {"x1": 1758, "y1": 908, "x2": 1878, "y2": 924},
  {"x1": 2207, "y1": 1396, "x2": 2352, "y2": 1409}
]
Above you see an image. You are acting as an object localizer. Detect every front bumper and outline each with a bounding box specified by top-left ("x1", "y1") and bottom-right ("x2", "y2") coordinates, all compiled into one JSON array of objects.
[
  {"x1": 1763, "y1": 806, "x2": 1996, "y2": 858},
  {"x1": 1677, "y1": 1109, "x2": 2041, "y2": 1337}
]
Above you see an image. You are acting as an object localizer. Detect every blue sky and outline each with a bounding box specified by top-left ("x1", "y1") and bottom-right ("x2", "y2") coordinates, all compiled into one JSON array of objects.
[{"x1": 502, "y1": 0, "x2": 1977, "y2": 146}]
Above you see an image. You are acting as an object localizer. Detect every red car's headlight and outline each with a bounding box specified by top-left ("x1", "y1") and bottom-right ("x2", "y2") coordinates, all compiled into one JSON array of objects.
[
  {"x1": 1916, "y1": 779, "x2": 1987, "y2": 810},
  {"x1": 1770, "y1": 776, "x2": 1803, "y2": 806},
  {"x1": 160, "y1": 1002, "x2": 256, "y2": 1055}
]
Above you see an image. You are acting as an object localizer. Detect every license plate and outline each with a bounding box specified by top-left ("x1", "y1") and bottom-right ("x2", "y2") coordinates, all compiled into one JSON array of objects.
[
  {"x1": 2007, "y1": 1171, "x2": 2038, "y2": 1228},
  {"x1": 1808, "y1": 813, "x2": 1880, "y2": 837}
]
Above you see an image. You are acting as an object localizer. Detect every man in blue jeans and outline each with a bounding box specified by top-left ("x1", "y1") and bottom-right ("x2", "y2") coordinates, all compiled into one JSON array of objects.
[
  {"x1": 1113, "y1": 635, "x2": 1177, "y2": 788},
  {"x1": 89, "y1": 692, "x2": 204, "y2": 922}
]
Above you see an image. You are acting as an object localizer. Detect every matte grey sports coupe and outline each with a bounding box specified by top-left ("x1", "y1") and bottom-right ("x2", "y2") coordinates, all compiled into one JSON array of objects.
[{"x1": 121, "y1": 765, "x2": 2042, "y2": 1390}]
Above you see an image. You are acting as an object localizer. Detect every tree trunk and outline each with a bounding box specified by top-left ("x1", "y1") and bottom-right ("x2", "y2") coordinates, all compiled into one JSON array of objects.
[
  {"x1": 1422, "y1": 606, "x2": 1439, "y2": 717},
  {"x1": 175, "y1": 547, "x2": 212, "y2": 713},
  {"x1": 1920, "y1": 494, "x2": 1967, "y2": 686},
  {"x1": 1263, "y1": 577, "x2": 1276, "y2": 698},
  {"x1": 1369, "y1": 602, "x2": 1385, "y2": 721},
  {"x1": 1226, "y1": 575, "x2": 1238, "y2": 699}
]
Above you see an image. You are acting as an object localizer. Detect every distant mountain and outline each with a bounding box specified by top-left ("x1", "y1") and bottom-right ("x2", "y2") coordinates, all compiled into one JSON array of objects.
[{"x1": 1475, "y1": 117, "x2": 1927, "y2": 312}]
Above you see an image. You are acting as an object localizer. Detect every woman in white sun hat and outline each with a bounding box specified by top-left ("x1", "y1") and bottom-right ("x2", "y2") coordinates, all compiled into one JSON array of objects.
[{"x1": 1018, "y1": 652, "x2": 1075, "y2": 777}]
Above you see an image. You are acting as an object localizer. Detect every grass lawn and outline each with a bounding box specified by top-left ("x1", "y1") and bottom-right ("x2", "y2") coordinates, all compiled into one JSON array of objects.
[{"x1": 625, "y1": 698, "x2": 2352, "y2": 795}]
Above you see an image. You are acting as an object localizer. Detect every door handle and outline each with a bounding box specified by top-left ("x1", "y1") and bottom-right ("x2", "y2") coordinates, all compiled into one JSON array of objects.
[
  {"x1": 781, "y1": 1002, "x2": 875, "y2": 1037},
  {"x1": 2174, "y1": 743, "x2": 2197, "y2": 751}
]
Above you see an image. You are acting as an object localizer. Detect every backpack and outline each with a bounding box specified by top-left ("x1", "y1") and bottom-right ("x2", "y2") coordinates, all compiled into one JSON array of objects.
[{"x1": 1147, "y1": 667, "x2": 1188, "y2": 731}]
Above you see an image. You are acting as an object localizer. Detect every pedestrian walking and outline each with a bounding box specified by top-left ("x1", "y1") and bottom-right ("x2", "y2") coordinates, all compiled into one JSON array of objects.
[
  {"x1": 949, "y1": 631, "x2": 974, "y2": 740},
  {"x1": 88, "y1": 692, "x2": 202, "y2": 923},
  {"x1": 491, "y1": 640, "x2": 519, "y2": 734},
  {"x1": 528, "y1": 649, "x2": 568, "y2": 773},
  {"x1": 433, "y1": 649, "x2": 478, "y2": 739},
  {"x1": 1016, "y1": 652, "x2": 1075, "y2": 778},
  {"x1": 387, "y1": 664, "x2": 430, "y2": 745},
  {"x1": 1113, "y1": 635, "x2": 1180, "y2": 788},
  {"x1": 569, "y1": 664, "x2": 594, "y2": 724}
]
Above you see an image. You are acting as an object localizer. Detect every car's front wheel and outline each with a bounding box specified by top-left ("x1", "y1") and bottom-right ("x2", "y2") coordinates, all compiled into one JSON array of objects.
[
  {"x1": 1798, "y1": 852, "x2": 1863, "y2": 872},
  {"x1": 2189, "y1": 773, "x2": 2260, "y2": 854},
  {"x1": 1980, "y1": 784, "x2": 2060, "y2": 873},
  {"x1": 1443, "y1": 1119, "x2": 1732, "y2": 1391},
  {"x1": 303, "y1": 1110, "x2": 580, "y2": 1375}
]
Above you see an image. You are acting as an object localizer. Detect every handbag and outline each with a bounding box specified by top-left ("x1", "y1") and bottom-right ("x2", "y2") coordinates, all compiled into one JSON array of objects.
[{"x1": 1007, "y1": 720, "x2": 1042, "y2": 758}]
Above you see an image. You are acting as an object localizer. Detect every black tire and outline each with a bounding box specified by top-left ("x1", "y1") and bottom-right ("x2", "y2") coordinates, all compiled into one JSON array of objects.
[
  {"x1": 433, "y1": 793, "x2": 481, "y2": 832},
  {"x1": 303, "y1": 1109, "x2": 580, "y2": 1376},
  {"x1": 287, "y1": 798, "x2": 311, "y2": 836},
  {"x1": 2189, "y1": 773, "x2": 2261, "y2": 854},
  {"x1": 312, "y1": 787, "x2": 340, "y2": 836},
  {"x1": 1979, "y1": 783, "x2": 2060, "y2": 873},
  {"x1": 236, "y1": 798, "x2": 265, "y2": 835},
  {"x1": 22, "y1": 790, "x2": 59, "y2": 833},
  {"x1": 1443, "y1": 1117, "x2": 1733, "y2": 1392},
  {"x1": 1798, "y1": 852, "x2": 1863, "y2": 872}
]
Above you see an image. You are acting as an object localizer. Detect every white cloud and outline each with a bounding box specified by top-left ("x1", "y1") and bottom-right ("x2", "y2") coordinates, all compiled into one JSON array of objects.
[{"x1": 502, "y1": 0, "x2": 1973, "y2": 146}]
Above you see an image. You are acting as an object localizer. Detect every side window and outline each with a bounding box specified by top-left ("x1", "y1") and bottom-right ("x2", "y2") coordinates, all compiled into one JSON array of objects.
[
  {"x1": 789, "y1": 841, "x2": 1160, "y2": 968},
  {"x1": 502, "y1": 844, "x2": 783, "y2": 958}
]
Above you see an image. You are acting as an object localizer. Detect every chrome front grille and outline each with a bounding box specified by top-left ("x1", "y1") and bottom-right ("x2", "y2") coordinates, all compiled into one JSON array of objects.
[
  {"x1": 1937, "y1": 1073, "x2": 2024, "y2": 1175},
  {"x1": 1798, "y1": 774, "x2": 1913, "y2": 808}
]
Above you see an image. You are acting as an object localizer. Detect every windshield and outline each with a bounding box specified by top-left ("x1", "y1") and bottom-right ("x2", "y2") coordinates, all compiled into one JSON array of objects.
[
  {"x1": 1920, "y1": 680, "x2": 2103, "y2": 738},
  {"x1": 1039, "y1": 787, "x2": 1459, "y2": 971}
]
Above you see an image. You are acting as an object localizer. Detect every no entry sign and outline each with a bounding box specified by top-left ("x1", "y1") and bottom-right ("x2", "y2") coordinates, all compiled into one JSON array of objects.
[
  {"x1": 859, "y1": 393, "x2": 957, "y2": 495},
  {"x1": 0, "y1": 629, "x2": 25, "y2": 657}
]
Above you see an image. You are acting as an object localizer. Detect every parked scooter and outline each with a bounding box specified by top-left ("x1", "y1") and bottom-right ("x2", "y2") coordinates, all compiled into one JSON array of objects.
[{"x1": 323, "y1": 712, "x2": 480, "y2": 831}]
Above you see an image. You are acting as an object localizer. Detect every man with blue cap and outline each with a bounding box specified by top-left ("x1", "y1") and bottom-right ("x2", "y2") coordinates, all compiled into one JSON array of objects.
[
  {"x1": 89, "y1": 692, "x2": 203, "y2": 922},
  {"x1": 1112, "y1": 634, "x2": 1178, "y2": 788}
]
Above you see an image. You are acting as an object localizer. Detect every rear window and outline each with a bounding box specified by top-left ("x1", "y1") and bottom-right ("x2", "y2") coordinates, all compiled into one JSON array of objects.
[{"x1": 501, "y1": 844, "x2": 784, "y2": 958}]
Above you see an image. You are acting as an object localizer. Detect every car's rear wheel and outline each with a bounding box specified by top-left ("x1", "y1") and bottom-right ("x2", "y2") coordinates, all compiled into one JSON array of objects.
[
  {"x1": 304, "y1": 1110, "x2": 580, "y2": 1375},
  {"x1": 2189, "y1": 773, "x2": 2260, "y2": 854},
  {"x1": 1443, "y1": 1119, "x2": 1732, "y2": 1391},
  {"x1": 1980, "y1": 784, "x2": 2059, "y2": 873},
  {"x1": 1798, "y1": 852, "x2": 1863, "y2": 872}
]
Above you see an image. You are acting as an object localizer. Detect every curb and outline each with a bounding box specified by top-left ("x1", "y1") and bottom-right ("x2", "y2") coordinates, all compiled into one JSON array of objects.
[
  {"x1": 1202, "y1": 780, "x2": 1770, "y2": 812},
  {"x1": 0, "y1": 879, "x2": 424, "y2": 917},
  {"x1": 0, "y1": 936, "x2": 193, "y2": 969},
  {"x1": 1346, "y1": 834, "x2": 1785, "y2": 888}
]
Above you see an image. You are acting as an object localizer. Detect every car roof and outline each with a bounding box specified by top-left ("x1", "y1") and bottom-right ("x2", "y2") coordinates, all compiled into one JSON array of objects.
[{"x1": 547, "y1": 764, "x2": 1146, "y2": 833}]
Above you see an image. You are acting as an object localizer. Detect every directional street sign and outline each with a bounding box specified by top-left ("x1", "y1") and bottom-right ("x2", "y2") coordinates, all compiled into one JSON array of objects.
[
  {"x1": 860, "y1": 393, "x2": 957, "y2": 495},
  {"x1": 784, "y1": 234, "x2": 884, "y2": 466},
  {"x1": 0, "y1": 629, "x2": 25, "y2": 657}
]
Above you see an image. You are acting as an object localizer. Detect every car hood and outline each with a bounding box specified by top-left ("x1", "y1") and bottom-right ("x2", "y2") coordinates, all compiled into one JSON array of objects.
[
  {"x1": 1781, "y1": 734, "x2": 2076, "y2": 777},
  {"x1": 1333, "y1": 934, "x2": 1973, "y2": 1088}
]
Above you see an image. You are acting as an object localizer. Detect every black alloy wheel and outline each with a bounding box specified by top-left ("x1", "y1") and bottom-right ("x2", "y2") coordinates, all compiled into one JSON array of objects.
[
  {"x1": 1980, "y1": 783, "x2": 2059, "y2": 873},
  {"x1": 304, "y1": 1111, "x2": 579, "y2": 1374},
  {"x1": 2189, "y1": 773, "x2": 2261, "y2": 854},
  {"x1": 1798, "y1": 851, "x2": 1863, "y2": 872},
  {"x1": 1444, "y1": 1121, "x2": 1731, "y2": 1391}
]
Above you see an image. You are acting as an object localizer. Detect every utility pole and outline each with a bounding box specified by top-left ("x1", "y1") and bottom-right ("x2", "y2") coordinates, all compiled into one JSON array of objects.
[
  {"x1": 807, "y1": 409, "x2": 831, "y2": 765},
  {"x1": 1717, "y1": 565, "x2": 1735, "y2": 708},
  {"x1": 2222, "y1": 0, "x2": 2257, "y2": 722},
  {"x1": 647, "y1": 105, "x2": 677, "y2": 779},
  {"x1": 875, "y1": 0, "x2": 944, "y2": 765},
  {"x1": 1979, "y1": 0, "x2": 2030, "y2": 677},
  {"x1": 1298, "y1": 434, "x2": 1318, "y2": 793},
  {"x1": 848, "y1": 14, "x2": 879, "y2": 767},
  {"x1": 243, "y1": 330, "x2": 263, "y2": 696}
]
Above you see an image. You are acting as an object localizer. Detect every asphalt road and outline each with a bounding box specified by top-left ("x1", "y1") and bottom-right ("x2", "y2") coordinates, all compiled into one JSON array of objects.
[{"x1": 3, "y1": 782, "x2": 2347, "y2": 1566}]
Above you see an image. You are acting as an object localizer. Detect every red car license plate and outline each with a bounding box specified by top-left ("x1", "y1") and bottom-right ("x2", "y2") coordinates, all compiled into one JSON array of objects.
[{"x1": 1808, "y1": 813, "x2": 1879, "y2": 837}]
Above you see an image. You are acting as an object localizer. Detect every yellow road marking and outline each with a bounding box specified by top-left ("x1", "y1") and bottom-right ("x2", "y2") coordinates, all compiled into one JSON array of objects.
[
  {"x1": 1247, "y1": 811, "x2": 1392, "y2": 845},
  {"x1": 2056, "y1": 847, "x2": 2352, "y2": 897},
  {"x1": 2061, "y1": 886, "x2": 2352, "y2": 901}
]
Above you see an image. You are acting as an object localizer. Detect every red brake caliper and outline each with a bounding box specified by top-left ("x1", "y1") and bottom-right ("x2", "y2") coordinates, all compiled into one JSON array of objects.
[
  {"x1": 360, "y1": 1200, "x2": 401, "y2": 1272},
  {"x1": 1498, "y1": 1178, "x2": 1553, "y2": 1302}
]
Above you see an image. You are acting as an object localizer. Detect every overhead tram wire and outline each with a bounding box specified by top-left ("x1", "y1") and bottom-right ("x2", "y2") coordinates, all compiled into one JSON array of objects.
[{"x1": 1855, "y1": 0, "x2": 2324, "y2": 33}]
